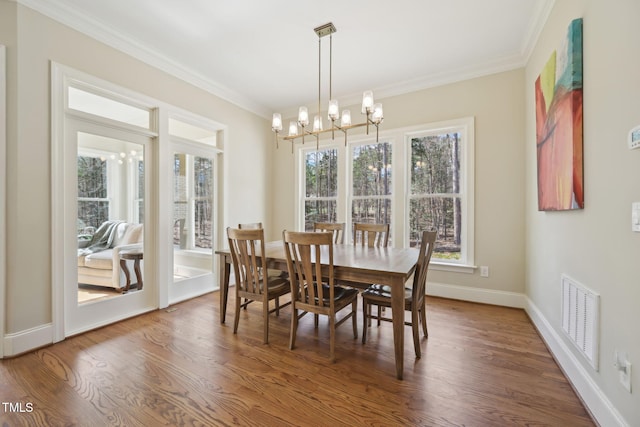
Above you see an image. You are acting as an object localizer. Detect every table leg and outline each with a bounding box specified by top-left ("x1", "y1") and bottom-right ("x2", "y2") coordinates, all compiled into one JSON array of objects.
[
  {"x1": 133, "y1": 259, "x2": 143, "y2": 290},
  {"x1": 120, "y1": 259, "x2": 131, "y2": 292},
  {"x1": 219, "y1": 254, "x2": 231, "y2": 323},
  {"x1": 391, "y1": 277, "x2": 405, "y2": 380}
]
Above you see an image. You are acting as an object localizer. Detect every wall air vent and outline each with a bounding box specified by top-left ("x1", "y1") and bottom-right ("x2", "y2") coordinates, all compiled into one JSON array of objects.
[{"x1": 561, "y1": 274, "x2": 600, "y2": 370}]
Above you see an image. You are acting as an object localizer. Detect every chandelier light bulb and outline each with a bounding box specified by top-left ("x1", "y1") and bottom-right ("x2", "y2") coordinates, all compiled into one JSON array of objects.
[
  {"x1": 288, "y1": 121, "x2": 298, "y2": 137},
  {"x1": 328, "y1": 99, "x2": 339, "y2": 121},
  {"x1": 271, "y1": 113, "x2": 283, "y2": 132},
  {"x1": 313, "y1": 115, "x2": 323, "y2": 132},
  {"x1": 298, "y1": 107, "x2": 309, "y2": 127},
  {"x1": 372, "y1": 103, "x2": 384, "y2": 124},
  {"x1": 362, "y1": 90, "x2": 374, "y2": 113},
  {"x1": 341, "y1": 110, "x2": 352, "y2": 127}
]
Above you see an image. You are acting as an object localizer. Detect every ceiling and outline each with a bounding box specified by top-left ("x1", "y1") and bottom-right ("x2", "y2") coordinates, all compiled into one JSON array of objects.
[{"x1": 22, "y1": 0, "x2": 554, "y2": 118}]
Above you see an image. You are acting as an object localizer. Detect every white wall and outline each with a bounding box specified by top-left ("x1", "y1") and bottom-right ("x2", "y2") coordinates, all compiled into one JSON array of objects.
[
  {"x1": 525, "y1": 1, "x2": 640, "y2": 425},
  {"x1": 271, "y1": 69, "x2": 527, "y2": 303},
  {"x1": 2, "y1": 5, "x2": 271, "y2": 338}
]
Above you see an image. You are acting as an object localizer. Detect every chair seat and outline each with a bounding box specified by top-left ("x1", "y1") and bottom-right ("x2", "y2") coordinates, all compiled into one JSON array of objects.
[
  {"x1": 266, "y1": 277, "x2": 290, "y2": 296},
  {"x1": 311, "y1": 284, "x2": 358, "y2": 304},
  {"x1": 362, "y1": 284, "x2": 413, "y2": 308},
  {"x1": 267, "y1": 269, "x2": 288, "y2": 279}
]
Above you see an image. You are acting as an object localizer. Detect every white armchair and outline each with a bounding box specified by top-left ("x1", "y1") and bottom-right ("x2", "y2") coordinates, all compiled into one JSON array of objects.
[{"x1": 78, "y1": 222, "x2": 143, "y2": 290}]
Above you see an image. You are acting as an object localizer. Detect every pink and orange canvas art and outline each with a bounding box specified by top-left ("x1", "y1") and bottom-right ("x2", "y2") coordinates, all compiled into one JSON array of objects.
[{"x1": 535, "y1": 18, "x2": 583, "y2": 211}]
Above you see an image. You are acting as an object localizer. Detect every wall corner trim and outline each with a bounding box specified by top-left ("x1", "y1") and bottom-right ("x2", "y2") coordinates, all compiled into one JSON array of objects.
[
  {"x1": 3, "y1": 323, "x2": 54, "y2": 357},
  {"x1": 427, "y1": 282, "x2": 526, "y2": 308},
  {"x1": 525, "y1": 298, "x2": 629, "y2": 427}
]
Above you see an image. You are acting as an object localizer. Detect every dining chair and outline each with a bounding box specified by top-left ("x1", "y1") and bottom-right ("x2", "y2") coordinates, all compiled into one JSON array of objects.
[
  {"x1": 361, "y1": 230, "x2": 436, "y2": 358},
  {"x1": 339, "y1": 223, "x2": 391, "y2": 291},
  {"x1": 238, "y1": 221, "x2": 288, "y2": 281},
  {"x1": 282, "y1": 230, "x2": 358, "y2": 362},
  {"x1": 227, "y1": 227, "x2": 291, "y2": 344},
  {"x1": 313, "y1": 222, "x2": 345, "y2": 244},
  {"x1": 353, "y1": 222, "x2": 390, "y2": 247}
]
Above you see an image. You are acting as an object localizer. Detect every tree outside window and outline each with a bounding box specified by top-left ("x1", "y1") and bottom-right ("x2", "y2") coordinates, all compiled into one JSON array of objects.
[
  {"x1": 409, "y1": 132, "x2": 462, "y2": 260},
  {"x1": 173, "y1": 154, "x2": 214, "y2": 249},
  {"x1": 303, "y1": 148, "x2": 338, "y2": 231},
  {"x1": 77, "y1": 155, "x2": 109, "y2": 233},
  {"x1": 351, "y1": 142, "x2": 392, "y2": 241}
]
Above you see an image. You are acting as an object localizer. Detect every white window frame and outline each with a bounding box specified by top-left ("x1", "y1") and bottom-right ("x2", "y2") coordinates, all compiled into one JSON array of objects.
[
  {"x1": 346, "y1": 138, "x2": 395, "y2": 243},
  {"x1": 294, "y1": 117, "x2": 475, "y2": 274},
  {"x1": 405, "y1": 117, "x2": 475, "y2": 273},
  {"x1": 76, "y1": 150, "x2": 113, "y2": 228},
  {"x1": 297, "y1": 143, "x2": 342, "y2": 231}
]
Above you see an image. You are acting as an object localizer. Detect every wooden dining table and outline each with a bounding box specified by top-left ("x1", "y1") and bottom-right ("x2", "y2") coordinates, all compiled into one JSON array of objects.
[{"x1": 215, "y1": 241, "x2": 420, "y2": 379}]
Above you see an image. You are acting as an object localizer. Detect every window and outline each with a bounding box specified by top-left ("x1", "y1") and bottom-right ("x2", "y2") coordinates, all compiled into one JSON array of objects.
[
  {"x1": 173, "y1": 154, "x2": 214, "y2": 250},
  {"x1": 68, "y1": 86, "x2": 151, "y2": 129},
  {"x1": 303, "y1": 148, "x2": 338, "y2": 231},
  {"x1": 77, "y1": 155, "x2": 109, "y2": 232},
  {"x1": 407, "y1": 117, "x2": 474, "y2": 266},
  {"x1": 295, "y1": 117, "x2": 474, "y2": 270},
  {"x1": 351, "y1": 141, "x2": 392, "y2": 241},
  {"x1": 133, "y1": 157, "x2": 145, "y2": 223}
]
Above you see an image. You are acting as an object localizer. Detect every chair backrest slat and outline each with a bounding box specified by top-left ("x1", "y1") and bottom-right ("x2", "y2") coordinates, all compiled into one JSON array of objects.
[
  {"x1": 227, "y1": 227, "x2": 266, "y2": 295},
  {"x1": 412, "y1": 230, "x2": 437, "y2": 306},
  {"x1": 313, "y1": 222, "x2": 345, "y2": 244},
  {"x1": 353, "y1": 223, "x2": 390, "y2": 247},
  {"x1": 283, "y1": 230, "x2": 334, "y2": 309}
]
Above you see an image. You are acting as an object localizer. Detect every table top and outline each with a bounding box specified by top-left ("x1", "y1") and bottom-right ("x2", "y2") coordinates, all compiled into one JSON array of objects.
[{"x1": 217, "y1": 241, "x2": 419, "y2": 282}]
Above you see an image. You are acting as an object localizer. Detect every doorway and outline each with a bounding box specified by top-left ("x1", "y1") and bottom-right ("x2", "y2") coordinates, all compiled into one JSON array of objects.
[
  {"x1": 168, "y1": 117, "x2": 221, "y2": 303},
  {"x1": 65, "y1": 121, "x2": 156, "y2": 336}
]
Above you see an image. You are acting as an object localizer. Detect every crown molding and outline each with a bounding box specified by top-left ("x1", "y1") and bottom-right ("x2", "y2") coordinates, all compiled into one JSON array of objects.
[
  {"x1": 16, "y1": 0, "x2": 554, "y2": 121},
  {"x1": 520, "y1": 0, "x2": 556, "y2": 62},
  {"x1": 16, "y1": 0, "x2": 272, "y2": 118}
]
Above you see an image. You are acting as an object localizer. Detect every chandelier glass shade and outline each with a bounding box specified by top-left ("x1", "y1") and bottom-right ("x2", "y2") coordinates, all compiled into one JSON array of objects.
[{"x1": 271, "y1": 22, "x2": 383, "y2": 150}]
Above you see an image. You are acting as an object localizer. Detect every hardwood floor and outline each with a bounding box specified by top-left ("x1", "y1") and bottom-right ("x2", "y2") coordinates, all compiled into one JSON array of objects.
[{"x1": 0, "y1": 294, "x2": 595, "y2": 426}]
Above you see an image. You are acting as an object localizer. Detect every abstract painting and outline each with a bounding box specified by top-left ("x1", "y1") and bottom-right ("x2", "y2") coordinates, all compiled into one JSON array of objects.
[{"x1": 535, "y1": 18, "x2": 584, "y2": 211}]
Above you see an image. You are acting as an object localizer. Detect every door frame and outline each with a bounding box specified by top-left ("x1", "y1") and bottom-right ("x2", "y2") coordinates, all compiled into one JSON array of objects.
[
  {"x1": 64, "y1": 120, "x2": 157, "y2": 336},
  {"x1": 51, "y1": 63, "x2": 160, "y2": 341},
  {"x1": 169, "y1": 136, "x2": 222, "y2": 303},
  {"x1": 0, "y1": 45, "x2": 6, "y2": 356}
]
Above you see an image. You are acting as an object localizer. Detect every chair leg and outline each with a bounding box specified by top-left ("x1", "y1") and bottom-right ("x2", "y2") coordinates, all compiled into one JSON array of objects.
[
  {"x1": 263, "y1": 299, "x2": 269, "y2": 344},
  {"x1": 329, "y1": 314, "x2": 336, "y2": 363},
  {"x1": 275, "y1": 296, "x2": 280, "y2": 316},
  {"x1": 412, "y1": 308, "x2": 421, "y2": 358},
  {"x1": 314, "y1": 313, "x2": 319, "y2": 328},
  {"x1": 377, "y1": 306, "x2": 382, "y2": 326},
  {"x1": 420, "y1": 307, "x2": 429, "y2": 337},
  {"x1": 289, "y1": 308, "x2": 298, "y2": 350},
  {"x1": 233, "y1": 296, "x2": 241, "y2": 334},
  {"x1": 351, "y1": 299, "x2": 358, "y2": 339},
  {"x1": 362, "y1": 298, "x2": 368, "y2": 344}
]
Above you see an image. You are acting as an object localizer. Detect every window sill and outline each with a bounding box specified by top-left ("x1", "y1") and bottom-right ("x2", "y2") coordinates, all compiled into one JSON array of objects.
[{"x1": 429, "y1": 262, "x2": 476, "y2": 274}]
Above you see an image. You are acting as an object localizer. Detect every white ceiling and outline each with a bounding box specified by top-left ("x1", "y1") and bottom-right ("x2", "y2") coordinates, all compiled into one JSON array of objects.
[{"x1": 22, "y1": 0, "x2": 554, "y2": 118}]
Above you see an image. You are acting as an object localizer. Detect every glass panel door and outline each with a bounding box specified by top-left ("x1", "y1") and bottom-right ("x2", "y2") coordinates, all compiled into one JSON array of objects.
[
  {"x1": 66, "y1": 121, "x2": 155, "y2": 336},
  {"x1": 170, "y1": 150, "x2": 216, "y2": 301}
]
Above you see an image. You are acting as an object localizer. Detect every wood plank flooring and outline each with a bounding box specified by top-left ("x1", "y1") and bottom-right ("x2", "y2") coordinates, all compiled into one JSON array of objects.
[{"x1": 0, "y1": 294, "x2": 595, "y2": 426}]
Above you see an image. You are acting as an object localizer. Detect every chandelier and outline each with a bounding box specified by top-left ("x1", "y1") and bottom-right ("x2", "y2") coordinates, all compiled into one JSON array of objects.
[{"x1": 271, "y1": 22, "x2": 384, "y2": 150}]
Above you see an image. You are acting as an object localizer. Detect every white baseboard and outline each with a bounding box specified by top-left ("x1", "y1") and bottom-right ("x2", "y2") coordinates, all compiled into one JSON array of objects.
[
  {"x1": 3, "y1": 323, "x2": 53, "y2": 357},
  {"x1": 525, "y1": 298, "x2": 628, "y2": 427},
  {"x1": 427, "y1": 281, "x2": 526, "y2": 308}
]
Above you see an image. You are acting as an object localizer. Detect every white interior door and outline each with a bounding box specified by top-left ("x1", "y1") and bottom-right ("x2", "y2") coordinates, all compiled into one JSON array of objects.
[{"x1": 65, "y1": 120, "x2": 157, "y2": 336}]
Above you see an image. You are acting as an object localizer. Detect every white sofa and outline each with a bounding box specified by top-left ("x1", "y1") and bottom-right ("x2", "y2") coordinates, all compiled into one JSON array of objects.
[{"x1": 78, "y1": 221, "x2": 143, "y2": 290}]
